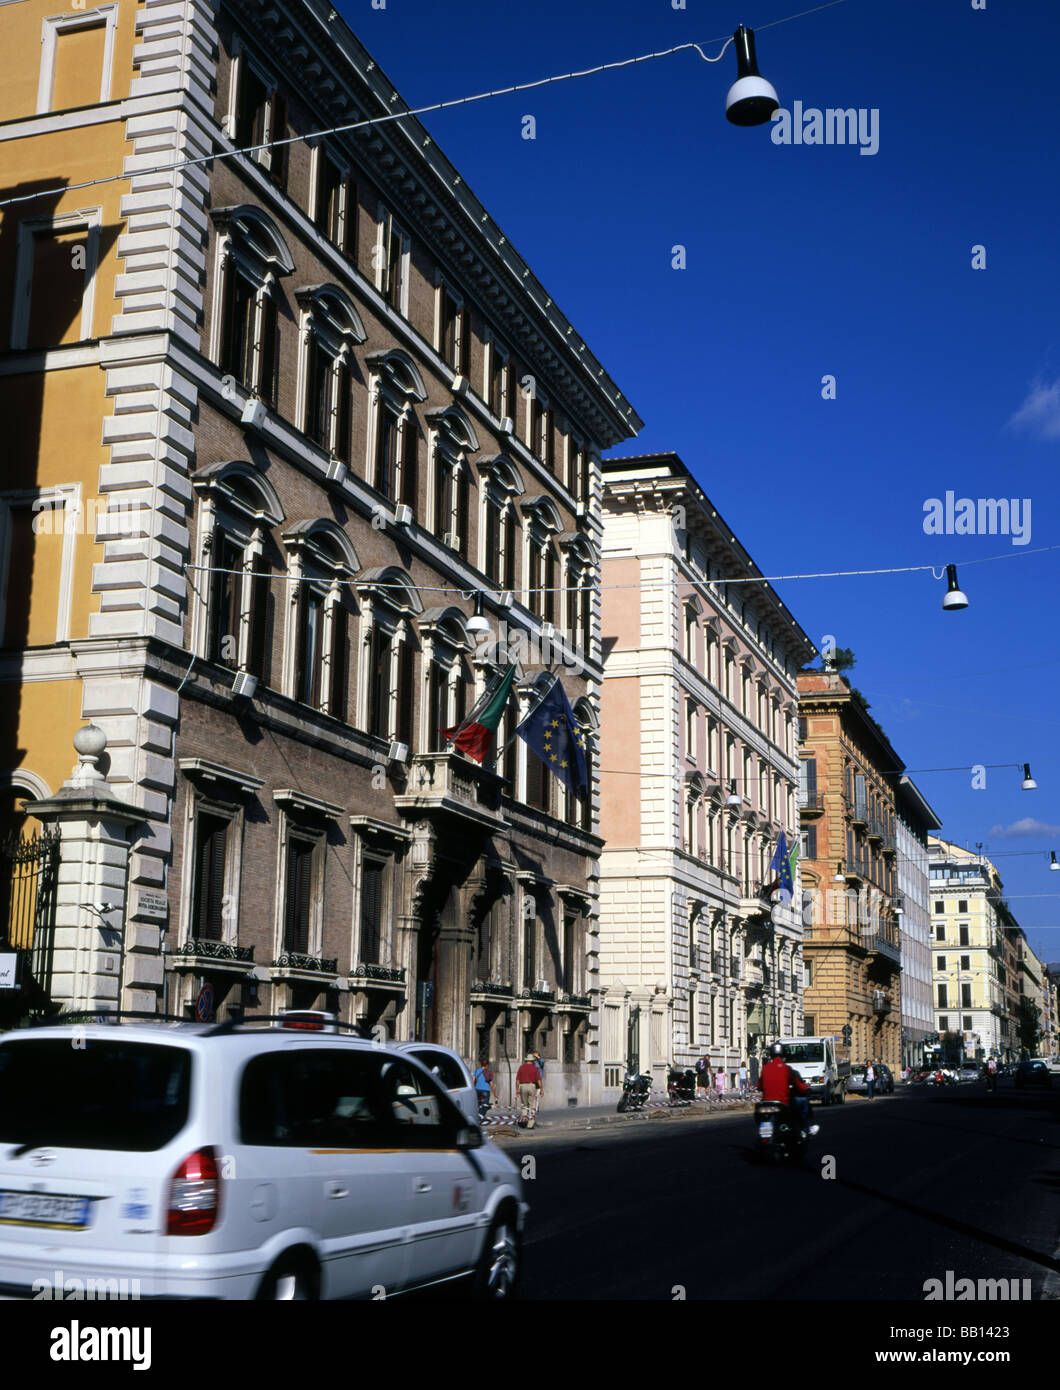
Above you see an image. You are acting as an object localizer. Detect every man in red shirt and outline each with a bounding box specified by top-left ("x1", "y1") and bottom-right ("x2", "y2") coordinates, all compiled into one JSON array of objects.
[
  {"x1": 758, "y1": 1043, "x2": 819, "y2": 1137},
  {"x1": 516, "y1": 1053, "x2": 543, "y2": 1126}
]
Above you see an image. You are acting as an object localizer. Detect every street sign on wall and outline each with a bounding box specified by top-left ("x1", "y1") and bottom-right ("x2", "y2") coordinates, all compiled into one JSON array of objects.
[
  {"x1": 0, "y1": 954, "x2": 18, "y2": 990},
  {"x1": 196, "y1": 983, "x2": 214, "y2": 1022}
]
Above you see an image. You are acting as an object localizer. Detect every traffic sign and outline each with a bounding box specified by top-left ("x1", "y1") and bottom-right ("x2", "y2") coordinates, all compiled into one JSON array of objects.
[{"x1": 196, "y1": 983, "x2": 214, "y2": 1022}]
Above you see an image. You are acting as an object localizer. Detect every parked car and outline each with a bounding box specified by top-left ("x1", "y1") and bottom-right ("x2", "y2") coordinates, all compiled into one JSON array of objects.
[
  {"x1": 1014, "y1": 1059, "x2": 1053, "y2": 1090},
  {"x1": 957, "y1": 1063, "x2": 981, "y2": 1083},
  {"x1": 875, "y1": 1063, "x2": 895, "y2": 1094},
  {"x1": 0, "y1": 1018, "x2": 527, "y2": 1300},
  {"x1": 393, "y1": 1041, "x2": 480, "y2": 1125},
  {"x1": 846, "y1": 1065, "x2": 891, "y2": 1095}
]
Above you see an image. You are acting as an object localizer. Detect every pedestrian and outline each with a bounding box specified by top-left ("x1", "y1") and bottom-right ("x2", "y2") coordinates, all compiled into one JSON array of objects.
[
  {"x1": 865, "y1": 1059, "x2": 876, "y2": 1100},
  {"x1": 516, "y1": 1052, "x2": 543, "y2": 1127},
  {"x1": 985, "y1": 1055, "x2": 998, "y2": 1093},
  {"x1": 473, "y1": 1057, "x2": 497, "y2": 1120},
  {"x1": 532, "y1": 1050, "x2": 545, "y2": 1082},
  {"x1": 695, "y1": 1054, "x2": 710, "y2": 1097},
  {"x1": 715, "y1": 1067, "x2": 725, "y2": 1100},
  {"x1": 738, "y1": 1061, "x2": 748, "y2": 1098}
]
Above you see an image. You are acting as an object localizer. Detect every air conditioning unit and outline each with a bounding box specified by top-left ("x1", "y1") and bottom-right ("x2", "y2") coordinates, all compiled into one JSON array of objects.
[
  {"x1": 240, "y1": 396, "x2": 267, "y2": 430},
  {"x1": 387, "y1": 740, "x2": 408, "y2": 765},
  {"x1": 443, "y1": 531, "x2": 458, "y2": 549},
  {"x1": 325, "y1": 458, "x2": 348, "y2": 484},
  {"x1": 450, "y1": 373, "x2": 468, "y2": 395},
  {"x1": 393, "y1": 504, "x2": 414, "y2": 527},
  {"x1": 540, "y1": 622, "x2": 555, "y2": 639},
  {"x1": 232, "y1": 671, "x2": 258, "y2": 699},
  {"x1": 500, "y1": 416, "x2": 515, "y2": 434},
  {"x1": 536, "y1": 979, "x2": 551, "y2": 994},
  {"x1": 576, "y1": 501, "x2": 588, "y2": 519}
]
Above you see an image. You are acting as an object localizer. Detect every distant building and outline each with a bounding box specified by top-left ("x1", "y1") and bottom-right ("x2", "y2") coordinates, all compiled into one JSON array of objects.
[
  {"x1": 597, "y1": 453, "x2": 815, "y2": 1096},
  {"x1": 893, "y1": 779, "x2": 942, "y2": 1070}
]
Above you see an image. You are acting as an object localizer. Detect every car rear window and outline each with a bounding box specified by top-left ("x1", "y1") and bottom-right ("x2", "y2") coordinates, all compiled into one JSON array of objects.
[{"x1": 0, "y1": 1039, "x2": 192, "y2": 1152}]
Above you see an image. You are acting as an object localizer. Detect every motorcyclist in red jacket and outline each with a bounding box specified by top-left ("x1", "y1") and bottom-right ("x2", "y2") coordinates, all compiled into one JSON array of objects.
[{"x1": 758, "y1": 1043, "x2": 819, "y2": 1137}]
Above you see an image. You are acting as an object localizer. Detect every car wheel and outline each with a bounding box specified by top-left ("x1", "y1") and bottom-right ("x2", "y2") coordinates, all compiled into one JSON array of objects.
[
  {"x1": 474, "y1": 1211, "x2": 520, "y2": 1299},
  {"x1": 256, "y1": 1253, "x2": 320, "y2": 1301}
]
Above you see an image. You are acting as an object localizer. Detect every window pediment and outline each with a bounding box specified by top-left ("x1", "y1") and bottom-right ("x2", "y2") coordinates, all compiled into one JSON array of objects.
[
  {"x1": 212, "y1": 205, "x2": 294, "y2": 275},
  {"x1": 425, "y1": 404, "x2": 479, "y2": 453},
  {"x1": 521, "y1": 495, "x2": 563, "y2": 533},
  {"x1": 194, "y1": 461, "x2": 285, "y2": 527},
  {"x1": 295, "y1": 283, "x2": 366, "y2": 344},
  {"x1": 365, "y1": 349, "x2": 427, "y2": 401},
  {"x1": 419, "y1": 606, "x2": 471, "y2": 651},
  {"x1": 282, "y1": 519, "x2": 359, "y2": 575},
  {"x1": 355, "y1": 566, "x2": 423, "y2": 616},
  {"x1": 478, "y1": 454, "x2": 525, "y2": 497}
]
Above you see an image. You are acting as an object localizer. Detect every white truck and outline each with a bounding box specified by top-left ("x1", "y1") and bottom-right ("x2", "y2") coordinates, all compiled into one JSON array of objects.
[{"x1": 774, "y1": 1036, "x2": 849, "y2": 1105}]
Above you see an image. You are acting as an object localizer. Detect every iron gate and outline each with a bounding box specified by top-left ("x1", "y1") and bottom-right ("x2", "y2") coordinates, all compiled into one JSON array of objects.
[{"x1": 0, "y1": 829, "x2": 60, "y2": 1014}]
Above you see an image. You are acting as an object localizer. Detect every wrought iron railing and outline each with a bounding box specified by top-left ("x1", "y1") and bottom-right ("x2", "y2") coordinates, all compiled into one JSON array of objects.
[
  {"x1": 799, "y1": 792, "x2": 824, "y2": 813},
  {"x1": 470, "y1": 979, "x2": 514, "y2": 999},
  {"x1": 272, "y1": 952, "x2": 338, "y2": 973},
  {"x1": 559, "y1": 993, "x2": 591, "y2": 1008},
  {"x1": 177, "y1": 938, "x2": 254, "y2": 963},
  {"x1": 519, "y1": 987, "x2": 555, "y2": 1003},
  {"x1": 1, "y1": 830, "x2": 60, "y2": 1008},
  {"x1": 350, "y1": 963, "x2": 405, "y2": 983}
]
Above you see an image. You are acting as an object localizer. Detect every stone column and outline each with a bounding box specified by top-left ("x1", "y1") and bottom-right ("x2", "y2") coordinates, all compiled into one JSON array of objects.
[{"x1": 28, "y1": 725, "x2": 145, "y2": 1015}]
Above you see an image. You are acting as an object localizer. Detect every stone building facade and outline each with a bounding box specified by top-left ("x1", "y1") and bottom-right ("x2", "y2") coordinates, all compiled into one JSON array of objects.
[
  {"x1": 0, "y1": 0, "x2": 641, "y2": 1104},
  {"x1": 597, "y1": 453, "x2": 815, "y2": 1097},
  {"x1": 797, "y1": 670, "x2": 905, "y2": 1073}
]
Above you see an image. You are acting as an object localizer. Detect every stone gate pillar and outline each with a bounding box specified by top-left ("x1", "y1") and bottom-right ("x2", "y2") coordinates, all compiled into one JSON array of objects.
[{"x1": 28, "y1": 725, "x2": 145, "y2": 1015}]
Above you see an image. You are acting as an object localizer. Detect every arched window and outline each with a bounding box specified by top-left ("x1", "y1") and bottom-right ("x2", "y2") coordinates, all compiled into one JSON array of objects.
[
  {"x1": 478, "y1": 455, "x2": 523, "y2": 589},
  {"x1": 192, "y1": 463, "x2": 285, "y2": 685},
  {"x1": 419, "y1": 609, "x2": 473, "y2": 753},
  {"x1": 296, "y1": 285, "x2": 365, "y2": 462},
  {"x1": 427, "y1": 406, "x2": 479, "y2": 557},
  {"x1": 354, "y1": 568, "x2": 422, "y2": 748},
  {"x1": 560, "y1": 532, "x2": 598, "y2": 655},
  {"x1": 521, "y1": 496, "x2": 562, "y2": 623},
  {"x1": 568, "y1": 697, "x2": 597, "y2": 832},
  {"x1": 282, "y1": 521, "x2": 360, "y2": 720},
  {"x1": 211, "y1": 206, "x2": 294, "y2": 408},
  {"x1": 365, "y1": 350, "x2": 427, "y2": 510}
]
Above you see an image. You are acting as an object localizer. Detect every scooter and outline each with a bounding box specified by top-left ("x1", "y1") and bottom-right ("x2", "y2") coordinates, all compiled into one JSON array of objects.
[
  {"x1": 754, "y1": 1100, "x2": 807, "y2": 1165},
  {"x1": 616, "y1": 1070, "x2": 653, "y2": 1112}
]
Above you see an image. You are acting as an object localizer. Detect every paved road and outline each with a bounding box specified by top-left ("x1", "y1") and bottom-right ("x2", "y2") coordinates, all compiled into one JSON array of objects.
[{"x1": 518, "y1": 1084, "x2": 1060, "y2": 1300}]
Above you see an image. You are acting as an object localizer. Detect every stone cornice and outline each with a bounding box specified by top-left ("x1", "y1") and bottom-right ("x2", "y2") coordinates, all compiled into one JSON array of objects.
[{"x1": 223, "y1": 0, "x2": 641, "y2": 449}]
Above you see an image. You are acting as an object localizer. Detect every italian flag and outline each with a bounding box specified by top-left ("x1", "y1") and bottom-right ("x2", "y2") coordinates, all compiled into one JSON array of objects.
[{"x1": 442, "y1": 664, "x2": 517, "y2": 763}]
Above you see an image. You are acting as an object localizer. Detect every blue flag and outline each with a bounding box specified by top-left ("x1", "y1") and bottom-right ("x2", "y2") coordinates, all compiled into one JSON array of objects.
[
  {"x1": 515, "y1": 677, "x2": 588, "y2": 795},
  {"x1": 768, "y1": 831, "x2": 794, "y2": 904}
]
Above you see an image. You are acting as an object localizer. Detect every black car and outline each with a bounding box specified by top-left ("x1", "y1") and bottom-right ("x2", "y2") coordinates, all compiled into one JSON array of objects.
[
  {"x1": 1014, "y1": 1060, "x2": 1052, "y2": 1090},
  {"x1": 876, "y1": 1063, "x2": 895, "y2": 1094}
]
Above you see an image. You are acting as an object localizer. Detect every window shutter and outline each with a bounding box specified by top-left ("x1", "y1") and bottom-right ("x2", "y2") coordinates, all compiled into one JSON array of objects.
[
  {"x1": 285, "y1": 839, "x2": 312, "y2": 954},
  {"x1": 193, "y1": 814, "x2": 228, "y2": 941},
  {"x1": 456, "y1": 468, "x2": 469, "y2": 557},
  {"x1": 334, "y1": 359, "x2": 352, "y2": 462},
  {"x1": 360, "y1": 861, "x2": 383, "y2": 964},
  {"x1": 330, "y1": 602, "x2": 349, "y2": 719},
  {"x1": 247, "y1": 560, "x2": 271, "y2": 681},
  {"x1": 258, "y1": 294, "x2": 278, "y2": 408},
  {"x1": 268, "y1": 90, "x2": 287, "y2": 187},
  {"x1": 544, "y1": 546, "x2": 556, "y2": 624},
  {"x1": 396, "y1": 639, "x2": 414, "y2": 747},
  {"x1": 342, "y1": 177, "x2": 358, "y2": 260}
]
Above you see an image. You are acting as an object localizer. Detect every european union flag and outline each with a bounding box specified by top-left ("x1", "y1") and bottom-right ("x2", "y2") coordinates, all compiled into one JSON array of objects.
[
  {"x1": 768, "y1": 831, "x2": 794, "y2": 904},
  {"x1": 515, "y1": 677, "x2": 588, "y2": 796}
]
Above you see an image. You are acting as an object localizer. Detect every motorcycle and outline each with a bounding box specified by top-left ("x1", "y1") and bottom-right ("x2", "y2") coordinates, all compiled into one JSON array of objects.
[
  {"x1": 754, "y1": 1100, "x2": 807, "y2": 1165},
  {"x1": 616, "y1": 1070, "x2": 653, "y2": 1112}
]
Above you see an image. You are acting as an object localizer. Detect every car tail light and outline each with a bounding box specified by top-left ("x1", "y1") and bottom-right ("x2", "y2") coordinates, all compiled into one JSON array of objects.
[{"x1": 167, "y1": 1146, "x2": 221, "y2": 1236}]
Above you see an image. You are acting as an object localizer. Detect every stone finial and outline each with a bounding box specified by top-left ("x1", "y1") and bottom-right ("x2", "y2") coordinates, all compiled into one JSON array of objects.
[{"x1": 71, "y1": 724, "x2": 108, "y2": 787}]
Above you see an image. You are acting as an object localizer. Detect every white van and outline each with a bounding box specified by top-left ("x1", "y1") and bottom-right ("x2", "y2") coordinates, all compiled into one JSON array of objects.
[
  {"x1": 0, "y1": 1019, "x2": 527, "y2": 1300},
  {"x1": 775, "y1": 1036, "x2": 849, "y2": 1105}
]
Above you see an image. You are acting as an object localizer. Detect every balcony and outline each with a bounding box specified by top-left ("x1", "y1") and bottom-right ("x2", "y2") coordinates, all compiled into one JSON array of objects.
[
  {"x1": 799, "y1": 792, "x2": 824, "y2": 816},
  {"x1": 349, "y1": 963, "x2": 406, "y2": 993},
  {"x1": 861, "y1": 932, "x2": 901, "y2": 966},
  {"x1": 740, "y1": 880, "x2": 774, "y2": 922},
  {"x1": 519, "y1": 987, "x2": 556, "y2": 1005},
  {"x1": 174, "y1": 938, "x2": 254, "y2": 973},
  {"x1": 556, "y1": 992, "x2": 592, "y2": 1014},
  {"x1": 271, "y1": 952, "x2": 338, "y2": 974},
  {"x1": 851, "y1": 801, "x2": 868, "y2": 827},
  {"x1": 394, "y1": 752, "x2": 505, "y2": 832},
  {"x1": 872, "y1": 989, "x2": 892, "y2": 1016},
  {"x1": 470, "y1": 979, "x2": 514, "y2": 1003}
]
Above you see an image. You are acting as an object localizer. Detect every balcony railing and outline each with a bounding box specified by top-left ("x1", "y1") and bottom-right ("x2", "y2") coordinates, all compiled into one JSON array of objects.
[
  {"x1": 851, "y1": 801, "x2": 868, "y2": 826},
  {"x1": 872, "y1": 989, "x2": 892, "y2": 1015},
  {"x1": 861, "y1": 933, "x2": 901, "y2": 965},
  {"x1": 272, "y1": 952, "x2": 338, "y2": 973},
  {"x1": 176, "y1": 938, "x2": 254, "y2": 963},
  {"x1": 799, "y1": 792, "x2": 824, "y2": 814},
  {"x1": 350, "y1": 963, "x2": 405, "y2": 984},
  {"x1": 394, "y1": 751, "x2": 504, "y2": 829},
  {"x1": 557, "y1": 992, "x2": 592, "y2": 1009},
  {"x1": 519, "y1": 987, "x2": 556, "y2": 1004},
  {"x1": 470, "y1": 980, "x2": 514, "y2": 1000}
]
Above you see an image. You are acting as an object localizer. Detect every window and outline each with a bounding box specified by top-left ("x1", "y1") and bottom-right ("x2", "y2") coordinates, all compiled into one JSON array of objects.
[
  {"x1": 937, "y1": 956, "x2": 947, "y2": 971},
  {"x1": 523, "y1": 911, "x2": 537, "y2": 988},
  {"x1": 212, "y1": 208, "x2": 293, "y2": 407},
  {"x1": 377, "y1": 207, "x2": 409, "y2": 314},
  {"x1": 283, "y1": 523, "x2": 359, "y2": 719},
  {"x1": 438, "y1": 285, "x2": 470, "y2": 377},
  {"x1": 297, "y1": 287, "x2": 364, "y2": 460},
  {"x1": 367, "y1": 350, "x2": 427, "y2": 511},
  {"x1": 959, "y1": 924, "x2": 969, "y2": 946},
  {"x1": 0, "y1": 492, "x2": 76, "y2": 647},
  {"x1": 685, "y1": 700, "x2": 697, "y2": 762},
  {"x1": 934, "y1": 900, "x2": 944, "y2": 914},
  {"x1": 191, "y1": 813, "x2": 230, "y2": 941},
  {"x1": 937, "y1": 984, "x2": 948, "y2": 1008},
  {"x1": 356, "y1": 569, "x2": 421, "y2": 746},
  {"x1": 283, "y1": 835, "x2": 316, "y2": 954},
  {"x1": 13, "y1": 218, "x2": 100, "y2": 351},
  {"x1": 38, "y1": 9, "x2": 117, "y2": 114},
  {"x1": 800, "y1": 825, "x2": 817, "y2": 859},
  {"x1": 239, "y1": 1051, "x2": 458, "y2": 1149},
  {"x1": 798, "y1": 716, "x2": 807, "y2": 741},
  {"x1": 358, "y1": 859, "x2": 385, "y2": 965},
  {"x1": 526, "y1": 744, "x2": 550, "y2": 813},
  {"x1": 958, "y1": 900, "x2": 968, "y2": 913},
  {"x1": 313, "y1": 150, "x2": 357, "y2": 258},
  {"x1": 938, "y1": 1015, "x2": 949, "y2": 1034},
  {"x1": 233, "y1": 56, "x2": 287, "y2": 188},
  {"x1": 935, "y1": 924, "x2": 945, "y2": 942},
  {"x1": 803, "y1": 959, "x2": 813, "y2": 988},
  {"x1": 960, "y1": 955, "x2": 970, "y2": 971}
]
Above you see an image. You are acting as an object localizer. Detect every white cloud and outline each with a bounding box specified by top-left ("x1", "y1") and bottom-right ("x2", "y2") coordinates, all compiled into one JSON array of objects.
[
  {"x1": 1009, "y1": 378, "x2": 1060, "y2": 440},
  {"x1": 986, "y1": 818, "x2": 1060, "y2": 840}
]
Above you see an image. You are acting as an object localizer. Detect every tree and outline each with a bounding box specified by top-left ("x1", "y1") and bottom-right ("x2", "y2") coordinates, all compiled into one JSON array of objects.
[{"x1": 1016, "y1": 998, "x2": 1041, "y2": 1056}]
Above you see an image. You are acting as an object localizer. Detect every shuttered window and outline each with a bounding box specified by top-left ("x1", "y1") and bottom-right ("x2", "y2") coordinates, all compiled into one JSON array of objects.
[
  {"x1": 192, "y1": 814, "x2": 229, "y2": 941},
  {"x1": 399, "y1": 426, "x2": 418, "y2": 509},
  {"x1": 219, "y1": 265, "x2": 256, "y2": 386},
  {"x1": 455, "y1": 468, "x2": 469, "y2": 558},
  {"x1": 395, "y1": 641, "x2": 413, "y2": 748},
  {"x1": 329, "y1": 603, "x2": 349, "y2": 721},
  {"x1": 295, "y1": 589, "x2": 324, "y2": 707},
  {"x1": 246, "y1": 558, "x2": 273, "y2": 682},
  {"x1": 208, "y1": 533, "x2": 243, "y2": 666},
  {"x1": 284, "y1": 838, "x2": 315, "y2": 954},
  {"x1": 359, "y1": 860, "x2": 384, "y2": 964},
  {"x1": 368, "y1": 626, "x2": 391, "y2": 739}
]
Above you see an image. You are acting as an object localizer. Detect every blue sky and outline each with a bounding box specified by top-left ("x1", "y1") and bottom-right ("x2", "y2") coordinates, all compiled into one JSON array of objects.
[{"x1": 349, "y1": 0, "x2": 1060, "y2": 965}]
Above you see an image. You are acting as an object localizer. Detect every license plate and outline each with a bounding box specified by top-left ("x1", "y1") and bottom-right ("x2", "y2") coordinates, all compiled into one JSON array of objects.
[
  {"x1": 758, "y1": 1122, "x2": 774, "y2": 1139},
  {"x1": 0, "y1": 1191, "x2": 93, "y2": 1229}
]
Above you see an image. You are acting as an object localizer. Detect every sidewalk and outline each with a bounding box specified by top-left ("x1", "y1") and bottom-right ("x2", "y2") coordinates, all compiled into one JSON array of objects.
[{"x1": 485, "y1": 1095, "x2": 755, "y2": 1143}]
